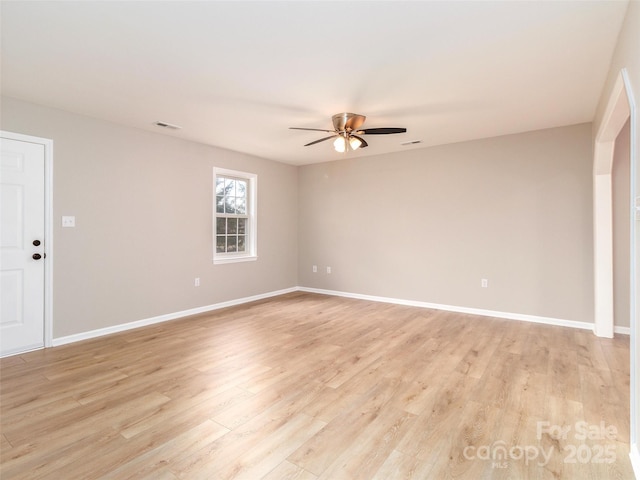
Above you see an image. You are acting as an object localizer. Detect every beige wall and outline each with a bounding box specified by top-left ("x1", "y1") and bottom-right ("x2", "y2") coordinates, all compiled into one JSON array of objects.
[
  {"x1": 3, "y1": 96, "x2": 596, "y2": 338},
  {"x1": 1, "y1": 96, "x2": 298, "y2": 338},
  {"x1": 613, "y1": 119, "x2": 631, "y2": 329},
  {"x1": 298, "y1": 124, "x2": 594, "y2": 323}
]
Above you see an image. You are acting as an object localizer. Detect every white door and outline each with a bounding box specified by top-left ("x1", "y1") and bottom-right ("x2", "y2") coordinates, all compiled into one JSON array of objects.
[{"x1": 1, "y1": 137, "x2": 46, "y2": 356}]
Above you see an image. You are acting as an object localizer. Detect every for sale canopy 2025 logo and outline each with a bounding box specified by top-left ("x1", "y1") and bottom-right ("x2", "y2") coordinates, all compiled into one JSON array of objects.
[{"x1": 463, "y1": 421, "x2": 618, "y2": 469}]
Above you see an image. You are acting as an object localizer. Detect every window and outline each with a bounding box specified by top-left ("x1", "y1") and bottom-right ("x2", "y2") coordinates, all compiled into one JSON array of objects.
[{"x1": 213, "y1": 168, "x2": 257, "y2": 264}]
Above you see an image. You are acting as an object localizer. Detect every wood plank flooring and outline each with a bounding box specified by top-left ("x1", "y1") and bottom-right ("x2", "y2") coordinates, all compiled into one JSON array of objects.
[{"x1": 0, "y1": 292, "x2": 633, "y2": 479}]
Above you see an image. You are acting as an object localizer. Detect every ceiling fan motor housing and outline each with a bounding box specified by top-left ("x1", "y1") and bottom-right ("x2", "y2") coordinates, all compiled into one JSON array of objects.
[{"x1": 332, "y1": 113, "x2": 366, "y2": 133}]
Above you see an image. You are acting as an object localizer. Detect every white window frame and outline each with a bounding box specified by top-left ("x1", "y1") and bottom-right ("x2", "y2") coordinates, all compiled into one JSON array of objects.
[{"x1": 213, "y1": 167, "x2": 257, "y2": 264}]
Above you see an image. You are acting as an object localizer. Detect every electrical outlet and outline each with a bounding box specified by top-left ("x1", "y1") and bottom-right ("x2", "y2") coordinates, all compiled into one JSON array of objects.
[
  {"x1": 481, "y1": 279, "x2": 488, "y2": 288},
  {"x1": 327, "y1": 266, "x2": 332, "y2": 274}
]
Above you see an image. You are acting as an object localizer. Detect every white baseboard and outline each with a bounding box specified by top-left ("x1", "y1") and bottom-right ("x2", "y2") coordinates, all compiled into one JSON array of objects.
[
  {"x1": 298, "y1": 286, "x2": 611, "y2": 333},
  {"x1": 631, "y1": 443, "x2": 640, "y2": 480},
  {"x1": 51, "y1": 284, "x2": 631, "y2": 349},
  {"x1": 52, "y1": 287, "x2": 298, "y2": 347},
  {"x1": 615, "y1": 325, "x2": 632, "y2": 335}
]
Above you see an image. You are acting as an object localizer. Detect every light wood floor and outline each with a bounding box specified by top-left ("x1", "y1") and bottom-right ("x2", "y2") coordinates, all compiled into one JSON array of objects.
[{"x1": 0, "y1": 292, "x2": 633, "y2": 479}]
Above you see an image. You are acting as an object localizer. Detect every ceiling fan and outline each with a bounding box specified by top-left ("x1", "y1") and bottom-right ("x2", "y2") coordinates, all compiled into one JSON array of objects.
[{"x1": 290, "y1": 112, "x2": 406, "y2": 152}]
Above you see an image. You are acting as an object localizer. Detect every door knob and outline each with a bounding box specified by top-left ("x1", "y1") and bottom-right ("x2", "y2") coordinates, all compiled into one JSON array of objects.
[
  {"x1": 32, "y1": 253, "x2": 42, "y2": 260},
  {"x1": 33, "y1": 240, "x2": 41, "y2": 246}
]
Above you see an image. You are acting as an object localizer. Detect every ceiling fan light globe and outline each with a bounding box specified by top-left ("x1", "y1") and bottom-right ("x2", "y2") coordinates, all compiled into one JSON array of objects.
[
  {"x1": 349, "y1": 137, "x2": 362, "y2": 151},
  {"x1": 333, "y1": 136, "x2": 347, "y2": 153}
]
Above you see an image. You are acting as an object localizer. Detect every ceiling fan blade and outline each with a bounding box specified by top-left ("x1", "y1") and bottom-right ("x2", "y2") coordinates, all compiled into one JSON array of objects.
[
  {"x1": 304, "y1": 135, "x2": 336, "y2": 147},
  {"x1": 358, "y1": 127, "x2": 407, "y2": 135},
  {"x1": 351, "y1": 135, "x2": 368, "y2": 148},
  {"x1": 290, "y1": 127, "x2": 336, "y2": 133}
]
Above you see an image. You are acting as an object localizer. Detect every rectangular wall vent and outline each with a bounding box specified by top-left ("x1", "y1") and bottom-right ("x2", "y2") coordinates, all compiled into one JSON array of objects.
[{"x1": 154, "y1": 121, "x2": 182, "y2": 130}]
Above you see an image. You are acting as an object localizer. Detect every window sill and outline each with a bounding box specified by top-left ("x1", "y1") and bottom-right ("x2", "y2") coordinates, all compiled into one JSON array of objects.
[{"x1": 213, "y1": 255, "x2": 258, "y2": 265}]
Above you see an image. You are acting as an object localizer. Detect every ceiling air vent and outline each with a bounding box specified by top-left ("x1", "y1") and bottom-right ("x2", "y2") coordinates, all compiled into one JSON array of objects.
[{"x1": 154, "y1": 121, "x2": 182, "y2": 130}]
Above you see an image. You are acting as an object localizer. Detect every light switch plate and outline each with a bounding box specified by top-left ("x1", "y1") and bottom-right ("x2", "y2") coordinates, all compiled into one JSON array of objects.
[{"x1": 62, "y1": 216, "x2": 76, "y2": 227}]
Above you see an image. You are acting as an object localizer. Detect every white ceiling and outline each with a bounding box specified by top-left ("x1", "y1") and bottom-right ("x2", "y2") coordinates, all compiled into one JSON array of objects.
[{"x1": 0, "y1": 1, "x2": 629, "y2": 166}]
